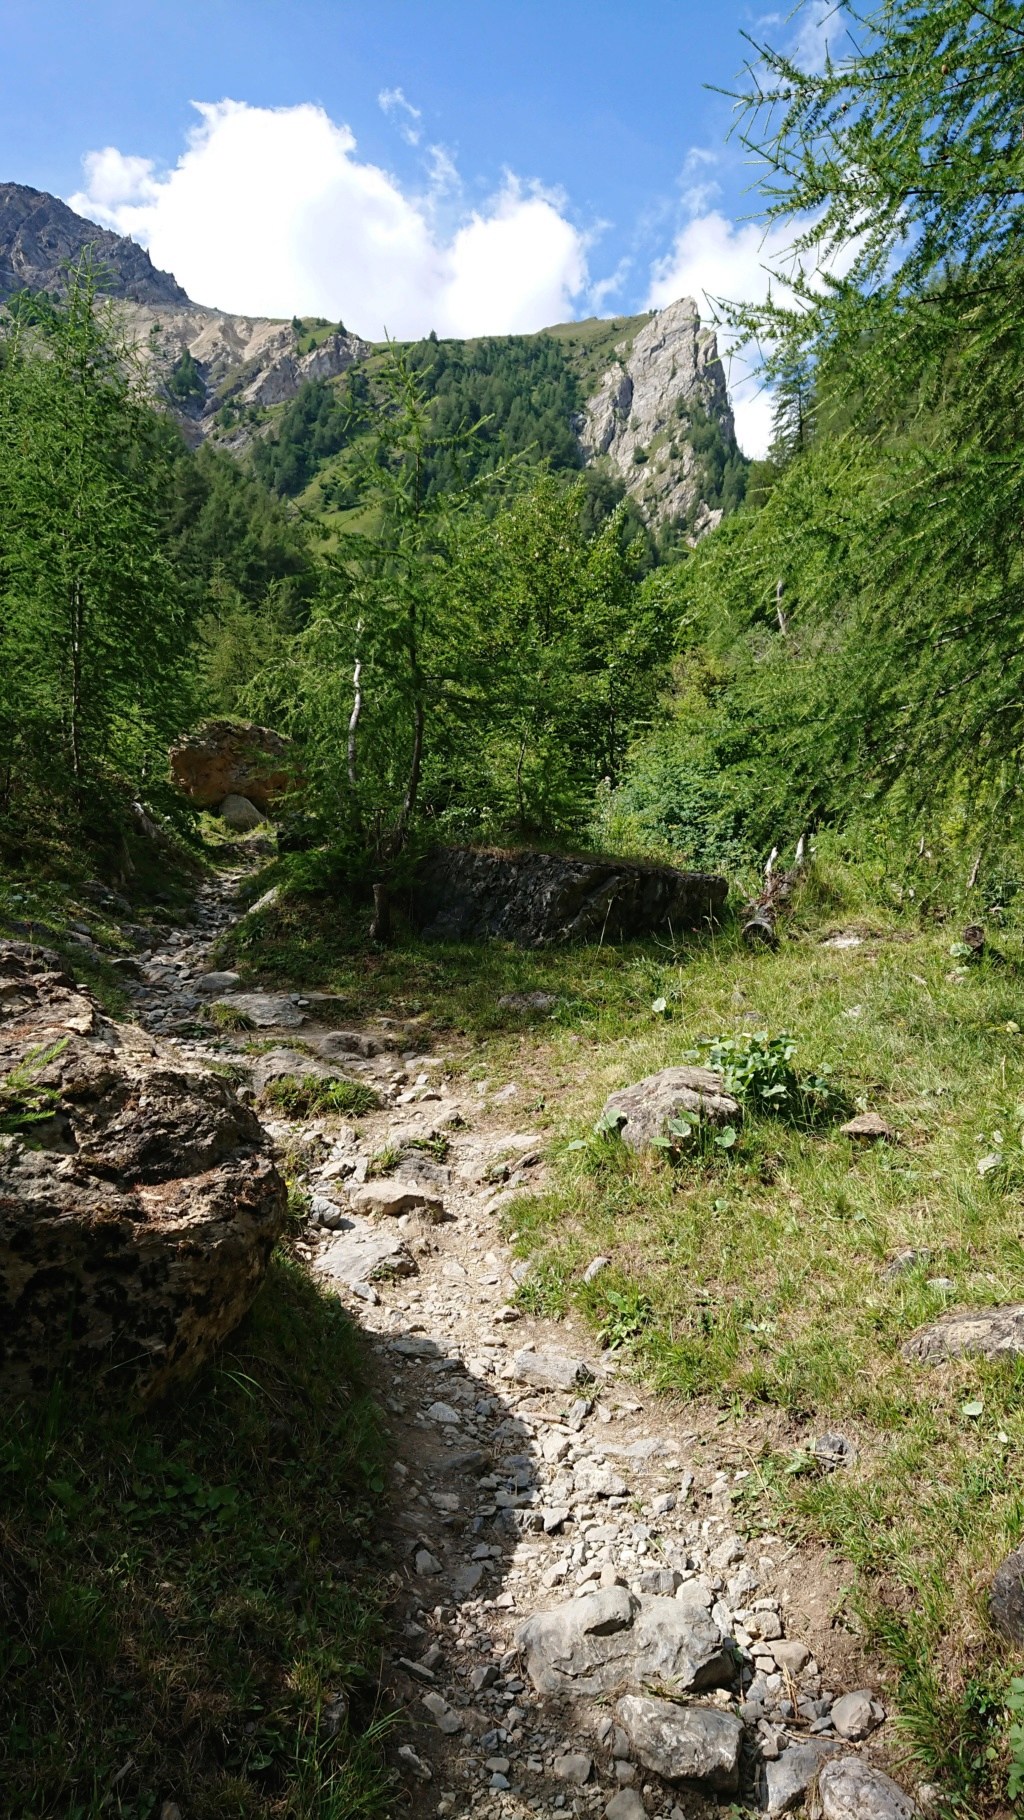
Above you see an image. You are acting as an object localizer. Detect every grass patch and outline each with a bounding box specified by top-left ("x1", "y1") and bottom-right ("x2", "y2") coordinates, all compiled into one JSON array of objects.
[
  {"x1": 0, "y1": 1256, "x2": 394, "y2": 1820},
  {"x1": 260, "y1": 1074, "x2": 381, "y2": 1119}
]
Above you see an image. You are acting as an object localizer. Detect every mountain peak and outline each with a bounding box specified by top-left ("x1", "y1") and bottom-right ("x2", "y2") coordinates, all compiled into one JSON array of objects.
[{"x1": 0, "y1": 182, "x2": 188, "y2": 306}]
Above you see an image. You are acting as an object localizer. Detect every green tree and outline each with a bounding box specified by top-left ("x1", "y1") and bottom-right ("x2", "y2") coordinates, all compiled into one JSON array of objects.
[{"x1": 0, "y1": 265, "x2": 194, "y2": 837}]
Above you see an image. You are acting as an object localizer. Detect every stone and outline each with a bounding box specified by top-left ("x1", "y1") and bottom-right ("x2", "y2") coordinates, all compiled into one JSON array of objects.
[
  {"x1": 990, "y1": 1545, "x2": 1024, "y2": 1641},
  {"x1": 413, "y1": 845, "x2": 727, "y2": 946},
  {"x1": 511, "y1": 1347, "x2": 595, "y2": 1391},
  {"x1": 583, "y1": 1255, "x2": 611, "y2": 1283},
  {"x1": 615, "y1": 1694, "x2": 743, "y2": 1793},
  {"x1": 811, "y1": 1755, "x2": 918, "y2": 1819},
  {"x1": 219, "y1": 793, "x2": 264, "y2": 831},
  {"x1": 831, "y1": 1689, "x2": 883, "y2": 1739},
  {"x1": 813, "y1": 1432, "x2": 855, "y2": 1471},
  {"x1": 415, "y1": 1549, "x2": 443, "y2": 1576},
  {"x1": 764, "y1": 1740, "x2": 841, "y2": 1814},
  {"x1": 515, "y1": 1587, "x2": 732, "y2": 1698},
  {"x1": 195, "y1": 969, "x2": 242, "y2": 994},
  {"x1": 169, "y1": 719, "x2": 296, "y2": 813},
  {"x1": 348, "y1": 1179, "x2": 445, "y2": 1221},
  {"x1": 421, "y1": 1691, "x2": 461, "y2": 1733},
  {"x1": 0, "y1": 941, "x2": 286, "y2": 1401},
  {"x1": 498, "y1": 991, "x2": 558, "y2": 1012},
  {"x1": 769, "y1": 1639, "x2": 811, "y2": 1676},
  {"x1": 249, "y1": 1047, "x2": 346, "y2": 1094},
  {"x1": 553, "y1": 1754, "x2": 593, "y2": 1784},
  {"x1": 316, "y1": 1225, "x2": 416, "y2": 1289},
  {"x1": 573, "y1": 1458, "x2": 628, "y2": 1499},
  {"x1": 902, "y1": 1305, "x2": 1024, "y2": 1364},
  {"x1": 604, "y1": 1792, "x2": 646, "y2": 1820},
  {"x1": 840, "y1": 1111, "x2": 895, "y2": 1142},
  {"x1": 882, "y1": 1247, "x2": 931, "y2": 1280},
  {"x1": 601, "y1": 1066, "x2": 739, "y2": 1151},
  {"x1": 212, "y1": 991, "x2": 305, "y2": 1029}
]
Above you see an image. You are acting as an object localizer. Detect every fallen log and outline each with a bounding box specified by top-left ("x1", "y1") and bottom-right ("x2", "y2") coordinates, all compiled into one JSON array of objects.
[{"x1": 742, "y1": 836, "x2": 806, "y2": 949}]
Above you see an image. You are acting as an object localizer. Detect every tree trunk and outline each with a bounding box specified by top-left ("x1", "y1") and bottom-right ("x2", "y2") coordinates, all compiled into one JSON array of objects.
[{"x1": 369, "y1": 882, "x2": 392, "y2": 945}]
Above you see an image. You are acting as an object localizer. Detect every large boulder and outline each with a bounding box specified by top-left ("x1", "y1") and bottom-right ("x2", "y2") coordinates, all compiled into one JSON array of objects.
[
  {"x1": 602, "y1": 1065, "x2": 739, "y2": 1149},
  {"x1": 169, "y1": 719, "x2": 295, "y2": 813},
  {"x1": 0, "y1": 942, "x2": 286, "y2": 1402},
  {"x1": 412, "y1": 846, "x2": 726, "y2": 946},
  {"x1": 515, "y1": 1584, "x2": 733, "y2": 1697}
]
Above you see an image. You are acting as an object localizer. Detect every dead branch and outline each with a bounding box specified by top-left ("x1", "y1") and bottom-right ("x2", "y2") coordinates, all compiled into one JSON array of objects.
[{"x1": 742, "y1": 834, "x2": 806, "y2": 948}]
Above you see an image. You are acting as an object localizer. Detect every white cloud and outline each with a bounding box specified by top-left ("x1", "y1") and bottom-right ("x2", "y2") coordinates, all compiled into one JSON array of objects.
[
  {"x1": 69, "y1": 99, "x2": 589, "y2": 338},
  {"x1": 378, "y1": 85, "x2": 422, "y2": 146},
  {"x1": 790, "y1": 0, "x2": 846, "y2": 72}
]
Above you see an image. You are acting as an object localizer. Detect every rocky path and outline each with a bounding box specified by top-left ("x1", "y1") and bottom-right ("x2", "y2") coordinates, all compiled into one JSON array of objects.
[{"x1": 123, "y1": 860, "x2": 922, "y2": 1820}]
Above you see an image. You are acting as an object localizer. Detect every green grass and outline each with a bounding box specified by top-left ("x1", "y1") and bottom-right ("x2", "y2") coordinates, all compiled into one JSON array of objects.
[
  {"x1": 0, "y1": 1256, "x2": 394, "y2": 1820},
  {"x1": 260, "y1": 1074, "x2": 381, "y2": 1119},
  {"x1": 231, "y1": 849, "x2": 1024, "y2": 1810}
]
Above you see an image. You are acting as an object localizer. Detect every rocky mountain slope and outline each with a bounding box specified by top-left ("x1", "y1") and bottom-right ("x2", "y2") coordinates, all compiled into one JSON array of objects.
[
  {"x1": 0, "y1": 181, "x2": 186, "y2": 305},
  {"x1": 0, "y1": 180, "x2": 740, "y2": 525},
  {"x1": 580, "y1": 298, "x2": 737, "y2": 535}
]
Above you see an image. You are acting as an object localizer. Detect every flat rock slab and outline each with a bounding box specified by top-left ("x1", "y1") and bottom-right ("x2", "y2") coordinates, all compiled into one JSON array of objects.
[
  {"x1": 309, "y1": 1028, "x2": 395, "y2": 1059},
  {"x1": 902, "y1": 1304, "x2": 1024, "y2": 1363},
  {"x1": 811, "y1": 1756, "x2": 918, "y2": 1819},
  {"x1": 515, "y1": 1585, "x2": 732, "y2": 1697},
  {"x1": 511, "y1": 1346, "x2": 595, "y2": 1391},
  {"x1": 615, "y1": 1694, "x2": 743, "y2": 1794},
  {"x1": 316, "y1": 1224, "x2": 417, "y2": 1288},
  {"x1": 602, "y1": 1066, "x2": 739, "y2": 1150},
  {"x1": 250, "y1": 1048, "x2": 341, "y2": 1093},
  {"x1": 214, "y1": 992, "x2": 305, "y2": 1029},
  {"x1": 990, "y1": 1545, "x2": 1024, "y2": 1641},
  {"x1": 765, "y1": 1740, "x2": 841, "y2": 1814},
  {"x1": 348, "y1": 1178, "x2": 445, "y2": 1221}
]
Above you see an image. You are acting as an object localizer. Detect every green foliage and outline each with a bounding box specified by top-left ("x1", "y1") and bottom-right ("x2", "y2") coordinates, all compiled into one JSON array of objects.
[
  {"x1": 0, "y1": 1039, "x2": 68, "y2": 1133},
  {"x1": 253, "y1": 371, "x2": 369, "y2": 496},
  {"x1": 701, "y1": 1030, "x2": 837, "y2": 1123},
  {"x1": 0, "y1": 1256, "x2": 393, "y2": 1816},
  {"x1": 261, "y1": 1074, "x2": 381, "y2": 1118},
  {"x1": 164, "y1": 346, "x2": 205, "y2": 408},
  {"x1": 673, "y1": 0, "x2": 1024, "y2": 849},
  {"x1": 252, "y1": 350, "x2": 672, "y2": 874},
  {"x1": 0, "y1": 267, "x2": 196, "y2": 848}
]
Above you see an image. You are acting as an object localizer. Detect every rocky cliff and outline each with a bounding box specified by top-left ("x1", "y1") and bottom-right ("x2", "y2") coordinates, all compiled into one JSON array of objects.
[
  {"x1": 579, "y1": 297, "x2": 737, "y2": 534},
  {"x1": 0, "y1": 181, "x2": 369, "y2": 437},
  {"x1": 0, "y1": 181, "x2": 187, "y2": 305}
]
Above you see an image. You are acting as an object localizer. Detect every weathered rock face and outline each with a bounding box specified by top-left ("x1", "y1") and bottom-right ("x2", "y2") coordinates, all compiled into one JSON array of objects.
[
  {"x1": 811, "y1": 1756, "x2": 918, "y2": 1819},
  {"x1": 615, "y1": 1693, "x2": 744, "y2": 1792},
  {"x1": 579, "y1": 297, "x2": 738, "y2": 532},
  {"x1": 990, "y1": 1545, "x2": 1024, "y2": 1641},
  {"x1": 514, "y1": 1585, "x2": 733, "y2": 1697},
  {"x1": 902, "y1": 1304, "x2": 1024, "y2": 1364},
  {"x1": 412, "y1": 846, "x2": 726, "y2": 947},
  {"x1": 169, "y1": 720, "x2": 295, "y2": 813},
  {"x1": 602, "y1": 1065, "x2": 739, "y2": 1149},
  {"x1": 0, "y1": 942, "x2": 286, "y2": 1401},
  {"x1": 0, "y1": 181, "x2": 187, "y2": 304},
  {"x1": 114, "y1": 299, "x2": 372, "y2": 438}
]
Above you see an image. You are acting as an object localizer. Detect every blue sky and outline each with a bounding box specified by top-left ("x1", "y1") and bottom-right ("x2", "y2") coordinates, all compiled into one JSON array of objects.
[{"x1": 0, "y1": 1, "x2": 841, "y2": 451}]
